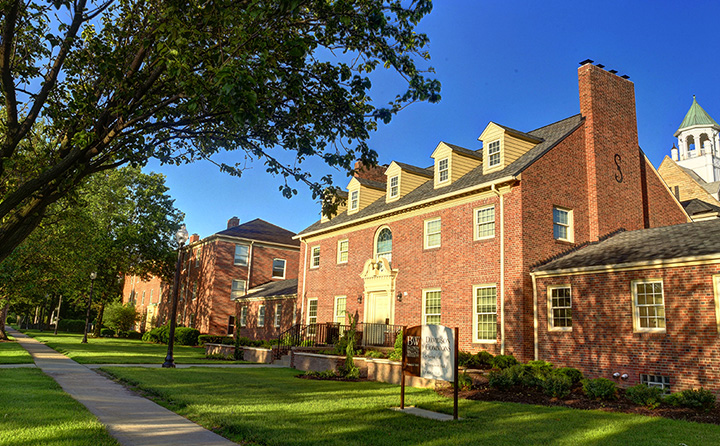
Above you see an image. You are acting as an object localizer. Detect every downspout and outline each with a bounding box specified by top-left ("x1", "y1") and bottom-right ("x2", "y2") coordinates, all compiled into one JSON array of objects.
[
  {"x1": 246, "y1": 241, "x2": 255, "y2": 296},
  {"x1": 531, "y1": 271, "x2": 539, "y2": 361},
  {"x1": 491, "y1": 184, "x2": 506, "y2": 355},
  {"x1": 299, "y1": 238, "x2": 308, "y2": 325}
]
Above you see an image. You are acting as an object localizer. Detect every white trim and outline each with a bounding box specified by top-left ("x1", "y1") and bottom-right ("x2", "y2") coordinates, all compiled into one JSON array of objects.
[
  {"x1": 631, "y1": 279, "x2": 666, "y2": 333},
  {"x1": 337, "y1": 239, "x2": 349, "y2": 264},
  {"x1": 424, "y1": 217, "x2": 441, "y2": 249},
  {"x1": 533, "y1": 254, "x2": 720, "y2": 277},
  {"x1": 334, "y1": 296, "x2": 347, "y2": 324},
  {"x1": 547, "y1": 284, "x2": 572, "y2": 332},
  {"x1": 239, "y1": 306, "x2": 248, "y2": 327},
  {"x1": 310, "y1": 246, "x2": 320, "y2": 269},
  {"x1": 234, "y1": 244, "x2": 250, "y2": 266},
  {"x1": 532, "y1": 272, "x2": 539, "y2": 360},
  {"x1": 422, "y1": 288, "x2": 442, "y2": 325},
  {"x1": 349, "y1": 190, "x2": 359, "y2": 211},
  {"x1": 307, "y1": 298, "x2": 318, "y2": 326},
  {"x1": 713, "y1": 274, "x2": 720, "y2": 334},
  {"x1": 274, "y1": 302, "x2": 282, "y2": 328},
  {"x1": 437, "y1": 157, "x2": 450, "y2": 184},
  {"x1": 258, "y1": 304, "x2": 266, "y2": 327},
  {"x1": 487, "y1": 140, "x2": 501, "y2": 167},
  {"x1": 474, "y1": 205, "x2": 496, "y2": 240},
  {"x1": 553, "y1": 206, "x2": 574, "y2": 243},
  {"x1": 230, "y1": 279, "x2": 247, "y2": 300},
  {"x1": 473, "y1": 284, "x2": 498, "y2": 344},
  {"x1": 388, "y1": 175, "x2": 399, "y2": 199},
  {"x1": 374, "y1": 225, "x2": 392, "y2": 264},
  {"x1": 272, "y1": 258, "x2": 286, "y2": 279},
  {"x1": 294, "y1": 175, "x2": 518, "y2": 239}
]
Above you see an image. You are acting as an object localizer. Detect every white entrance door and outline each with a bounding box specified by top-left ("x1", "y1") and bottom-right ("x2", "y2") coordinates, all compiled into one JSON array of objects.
[{"x1": 366, "y1": 292, "x2": 390, "y2": 345}]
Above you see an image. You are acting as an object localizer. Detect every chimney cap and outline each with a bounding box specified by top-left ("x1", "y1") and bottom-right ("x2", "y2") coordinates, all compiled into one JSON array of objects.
[{"x1": 579, "y1": 59, "x2": 594, "y2": 65}]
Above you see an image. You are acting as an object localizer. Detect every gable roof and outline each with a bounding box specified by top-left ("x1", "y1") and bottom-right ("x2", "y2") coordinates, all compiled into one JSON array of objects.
[
  {"x1": 243, "y1": 278, "x2": 298, "y2": 299},
  {"x1": 297, "y1": 114, "x2": 583, "y2": 238},
  {"x1": 534, "y1": 219, "x2": 720, "y2": 272},
  {"x1": 681, "y1": 198, "x2": 720, "y2": 218},
  {"x1": 216, "y1": 218, "x2": 300, "y2": 246},
  {"x1": 391, "y1": 161, "x2": 434, "y2": 178}
]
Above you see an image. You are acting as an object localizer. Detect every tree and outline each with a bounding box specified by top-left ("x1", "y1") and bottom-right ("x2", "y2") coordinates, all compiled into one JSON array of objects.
[
  {"x1": 103, "y1": 302, "x2": 139, "y2": 333},
  {"x1": 0, "y1": 0, "x2": 440, "y2": 263},
  {"x1": 0, "y1": 166, "x2": 182, "y2": 339}
]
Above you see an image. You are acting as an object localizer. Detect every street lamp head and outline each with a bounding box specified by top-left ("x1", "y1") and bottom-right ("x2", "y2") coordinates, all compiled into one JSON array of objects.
[
  {"x1": 176, "y1": 224, "x2": 189, "y2": 245},
  {"x1": 90, "y1": 272, "x2": 97, "y2": 280}
]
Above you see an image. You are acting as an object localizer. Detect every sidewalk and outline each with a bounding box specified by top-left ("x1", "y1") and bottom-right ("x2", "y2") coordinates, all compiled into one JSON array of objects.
[{"x1": 8, "y1": 328, "x2": 238, "y2": 446}]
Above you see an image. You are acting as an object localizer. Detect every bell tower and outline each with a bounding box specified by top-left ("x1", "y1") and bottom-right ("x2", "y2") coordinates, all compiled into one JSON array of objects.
[{"x1": 672, "y1": 96, "x2": 720, "y2": 183}]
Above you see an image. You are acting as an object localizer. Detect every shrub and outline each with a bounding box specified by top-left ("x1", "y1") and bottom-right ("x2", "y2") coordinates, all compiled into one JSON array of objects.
[
  {"x1": 58, "y1": 319, "x2": 86, "y2": 333},
  {"x1": 625, "y1": 384, "x2": 663, "y2": 408},
  {"x1": 364, "y1": 350, "x2": 385, "y2": 358},
  {"x1": 456, "y1": 372, "x2": 473, "y2": 390},
  {"x1": 488, "y1": 369, "x2": 515, "y2": 390},
  {"x1": 198, "y1": 335, "x2": 234, "y2": 346},
  {"x1": 459, "y1": 351, "x2": 481, "y2": 368},
  {"x1": 205, "y1": 353, "x2": 234, "y2": 361},
  {"x1": 476, "y1": 350, "x2": 494, "y2": 367},
  {"x1": 388, "y1": 328, "x2": 403, "y2": 361},
  {"x1": 125, "y1": 330, "x2": 142, "y2": 340},
  {"x1": 175, "y1": 327, "x2": 200, "y2": 346},
  {"x1": 527, "y1": 360, "x2": 554, "y2": 374},
  {"x1": 556, "y1": 367, "x2": 584, "y2": 385},
  {"x1": 491, "y1": 354, "x2": 519, "y2": 370},
  {"x1": 104, "y1": 302, "x2": 140, "y2": 332},
  {"x1": 666, "y1": 388, "x2": 716, "y2": 412},
  {"x1": 142, "y1": 330, "x2": 160, "y2": 343},
  {"x1": 235, "y1": 336, "x2": 253, "y2": 346},
  {"x1": 100, "y1": 328, "x2": 115, "y2": 338},
  {"x1": 542, "y1": 372, "x2": 572, "y2": 398},
  {"x1": 6, "y1": 315, "x2": 16, "y2": 324},
  {"x1": 583, "y1": 378, "x2": 617, "y2": 400},
  {"x1": 304, "y1": 370, "x2": 338, "y2": 379}
]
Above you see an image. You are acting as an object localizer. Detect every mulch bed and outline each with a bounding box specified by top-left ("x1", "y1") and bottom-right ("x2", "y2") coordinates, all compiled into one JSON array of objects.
[{"x1": 435, "y1": 373, "x2": 720, "y2": 425}]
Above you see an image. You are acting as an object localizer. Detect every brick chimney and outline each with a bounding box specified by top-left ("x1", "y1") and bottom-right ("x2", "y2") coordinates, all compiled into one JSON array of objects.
[
  {"x1": 578, "y1": 62, "x2": 645, "y2": 240},
  {"x1": 189, "y1": 233, "x2": 200, "y2": 243},
  {"x1": 227, "y1": 216, "x2": 240, "y2": 229},
  {"x1": 353, "y1": 160, "x2": 387, "y2": 183}
]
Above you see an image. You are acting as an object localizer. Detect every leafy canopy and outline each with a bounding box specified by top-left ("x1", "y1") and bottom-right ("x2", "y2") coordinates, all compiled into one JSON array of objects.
[{"x1": 0, "y1": 0, "x2": 440, "y2": 263}]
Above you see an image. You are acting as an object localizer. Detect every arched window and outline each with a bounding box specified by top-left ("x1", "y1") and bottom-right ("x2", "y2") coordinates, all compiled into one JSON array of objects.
[
  {"x1": 375, "y1": 227, "x2": 392, "y2": 264},
  {"x1": 687, "y1": 135, "x2": 696, "y2": 155},
  {"x1": 699, "y1": 133, "x2": 710, "y2": 153}
]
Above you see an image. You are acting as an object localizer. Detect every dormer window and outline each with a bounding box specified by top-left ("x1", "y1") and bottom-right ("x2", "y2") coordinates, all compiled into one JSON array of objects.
[
  {"x1": 350, "y1": 190, "x2": 359, "y2": 211},
  {"x1": 488, "y1": 140, "x2": 501, "y2": 167},
  {"x1": 438, "y1": 158, "x2": 449, "y2": 183},
  {"x1": 389, "y1": 176, "x2": 399, "y2": 198}
]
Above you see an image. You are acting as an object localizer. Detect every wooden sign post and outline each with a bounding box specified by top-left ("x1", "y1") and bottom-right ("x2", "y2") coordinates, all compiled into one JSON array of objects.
[{"x1": 401, "y1": 325, "x2": 459, "y2": 420}]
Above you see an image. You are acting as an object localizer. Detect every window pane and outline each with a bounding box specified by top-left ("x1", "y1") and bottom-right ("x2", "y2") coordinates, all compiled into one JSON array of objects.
[
  {"x1": 475, "y1": 286, "x2": 497, "y2": 340},
  {"x1": 235, "y1": 245, "x2": 249, "y2": 265},
  {"x1": 476, "y1": 207, "x2": 495, "y2": 238},
  {"x1": 425, "y1": 291, "x2": 441, "y2": 325},
  {"x1": 377, "y1": 228, "x2": 392, "y2": 263},
  {"x1": 258, "y1": 306, "x2": 265, "y2": 327},
  {"x1": 272, "y1": 259, "x2": 286, "y2": 277}
]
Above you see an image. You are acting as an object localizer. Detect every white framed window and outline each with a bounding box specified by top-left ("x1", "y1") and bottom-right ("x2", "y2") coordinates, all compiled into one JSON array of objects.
[
  {"x1": 640, "y1": 374, "x2": 671, "y2": 394},
  {"x1": 488, "y1": 140, "x2": 501, "y2": 167},
  {"x1": 195, "y1": 247, "x2": 201, "y2": 267},
  {"x1": 240, "y1": 307, "x2": 248, "y2": 327},
  {"x1": 311, "y1": 246, "x2": 320, "y2": 268},
  {"x1": 141, "y1": 290, "x2": 146, "y2": 305},
  {"x1": 375, "y1": 227, "x2": 392, "y2": 264},
  {"x1": 337, "y1": 239, "x2": 349, "y2": 264},
  {"x1": 475, "y1": 206, "x2": 495, "y2": 240},
  {"x1": 192, "y1": 282, "x2": 197, "y2": 301},
  {"x1": 713, "y1": 274, "x2": 720, "y2": 333},
  {"x1": 274, "y1": 303, "x2": 282, "y2": 328},
  {"x1": 632, "y1": 280, "x2": 666, "y2": 333},
  {"x1": 258, "y1": 305, "x2": 266, "y2": 327},
  {"x1": 474, "y1": 285, "x2": 497, "y2": 342},
  {"x1": 438, "y1": 158, "x2": 449, "y2": 183},
  {"x1": 272, "y1": 258, "x2": 286, "y2": 279},
  {"x1": 350, "y1": 190, "x2": 359, "y2": 211},
  {"x1": 389, "y1": 175, "x2": 399, "y2": 198},
  {"x1": 234, "y1": 244, "x2": 249, "y2": 265},
  {"x1": 553, "y1": 207, "x2": 573, "y2": 242},
  {"x1": 548, "y1": 285, "x2": 572, "y2": 331},
  {"x1": 334, "y1": 296, "x2": 347, "y2": 323},
  {"x1": 424, "y1": 217, "x2": 441, "y2": 249},
  {"x1": 230, "y1": 279, "x2": 246, "y2": 299},
  {"x1": 307, "y1": 298, "x2": 318, "y2": 326},
  {"x1": 423, "y1": 289, "x2": 441, "y2": 325}
]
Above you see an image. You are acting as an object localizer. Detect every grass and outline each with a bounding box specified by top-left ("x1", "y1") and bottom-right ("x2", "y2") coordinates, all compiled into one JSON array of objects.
[
  {"x1": 0, "y1": 368, "x2": 119, "y2": 446},
  {"x1": 22, "y1": 331, "x2": 248, "y2": 364},
  {"x1": 0, "y1": 337, "x2": 33, "y2": 364},
  {"x1": 102, "y1": 367, "x2": 720, "y2": 446}
]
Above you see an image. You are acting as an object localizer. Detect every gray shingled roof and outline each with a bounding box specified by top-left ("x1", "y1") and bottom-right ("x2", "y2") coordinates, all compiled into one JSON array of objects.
[
  {"x1": 356, "y1": 177, "x2": 386, "y2": 190},
  {"x1": 681, "y1": 198, "x2": 720, "y2": 217},
  {"x1": 442, "y1": 142, "x2": 483, "y2": 160},
  {"x1": 243, "y1": 278, "x2": 298, "y2": 299},
  {"x1": 534, "y1": 219, "x2": 720, "y2": 272},
  {"x1": 393, "y1": 161, "x2": 433, "y2": 178},
  {"x1": 217, "y1": 218, "x2": 300, "y2": 246},
  {"x1": 702, "y1": 181, "x2": 720, "y2": 196},
  {"x1": 298, "y1": 114, "x2": 583, "y2": 236}
]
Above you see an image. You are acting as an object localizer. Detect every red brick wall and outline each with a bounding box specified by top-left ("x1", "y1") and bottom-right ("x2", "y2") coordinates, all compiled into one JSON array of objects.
[
  {"x1": 536, "y1": 265, "x2": 720, "y2": 394},
  {"x1": 121, "y1": 275, "x2": 170, "y2": 331},
  {"x1": 236, "y1": 297, "x2": 297, "y2": 340}
]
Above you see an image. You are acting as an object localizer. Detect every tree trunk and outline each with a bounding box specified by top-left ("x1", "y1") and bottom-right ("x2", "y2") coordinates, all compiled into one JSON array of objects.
[
  {"x1": 0, "y1": 300, "x2": 9, "y2": 340},
  {"x1": 93, "y1": 302, "x2": 105, "y2": 337}
]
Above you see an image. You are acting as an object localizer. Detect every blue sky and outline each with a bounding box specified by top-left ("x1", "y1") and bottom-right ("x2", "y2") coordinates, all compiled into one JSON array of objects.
[{"x1": 145, "y1": 1, "x2": 720, "y2": 238}]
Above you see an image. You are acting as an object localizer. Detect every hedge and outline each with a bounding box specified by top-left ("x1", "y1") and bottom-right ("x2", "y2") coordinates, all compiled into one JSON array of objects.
[
  {"x1": 58, "y1": 319, "x2": 86, "y2": 333},
  {"x1": 142, "y1": 324, "x2": 200, "y2": 346}
]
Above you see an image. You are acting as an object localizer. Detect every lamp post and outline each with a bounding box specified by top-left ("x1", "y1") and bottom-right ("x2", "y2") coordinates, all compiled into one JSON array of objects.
[
  {"x1": 81, "y1": 272, "x2": 97, "y2": 344},
  {"x1": 163, "y1": 224, "x2": 189, "y2": 368}
]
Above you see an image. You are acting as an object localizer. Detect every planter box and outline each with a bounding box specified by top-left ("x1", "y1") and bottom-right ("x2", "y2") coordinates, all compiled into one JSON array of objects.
[
  {"x1": 365, "y1": 358, "x2": 437, "y2": 389},
  {"x1": 203, "y1": 343, "x2": 273, "y2": 363},
  {"x1": 291, "y1": 351, "x2": 368, "y2": 378},
  {"x1": 205, "y1": 343, "x2": 235, "y2": 359}
]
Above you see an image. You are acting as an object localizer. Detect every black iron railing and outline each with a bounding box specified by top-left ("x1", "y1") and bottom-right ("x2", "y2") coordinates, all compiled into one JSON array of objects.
[{"x1": 273, "y1": 321, "x2": 403, "y2": 359}]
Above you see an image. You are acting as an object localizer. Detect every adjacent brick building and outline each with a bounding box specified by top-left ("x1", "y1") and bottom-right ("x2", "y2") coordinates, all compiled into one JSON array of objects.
[
  {"x1": 123, "y1": 218, "x2": 300, "y2": 336},
  {"x1": 295, "y1": 62, "x2": 689, "y2": 367}
]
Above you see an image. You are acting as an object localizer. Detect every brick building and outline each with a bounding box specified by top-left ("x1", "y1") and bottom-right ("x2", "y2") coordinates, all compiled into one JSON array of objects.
[
  {"x1": 122, "y1": 275, "x2": 169, "y2": 332},
  {"x1": 235, "y1": 278, "x2": 298, "y2": 340},
  {"x1": 532, "y1": 219, "x2": 720, "y2": 394},
  {"x1": 294, "y1": 62, "x2": 689, "y2": 365},
  {"x1": 123, "y1": 218, "x2": 300, "y2": 336}
]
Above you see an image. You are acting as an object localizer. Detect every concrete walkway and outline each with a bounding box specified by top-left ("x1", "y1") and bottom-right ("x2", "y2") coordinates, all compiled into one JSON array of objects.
[{"x1": 8, "y1": 328, "x2": 239, "y2": 446}]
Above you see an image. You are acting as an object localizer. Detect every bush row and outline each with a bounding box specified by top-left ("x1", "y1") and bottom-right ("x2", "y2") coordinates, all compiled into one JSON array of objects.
[
  {"x1": 142, "y1": 325, "x2": 200, "y2": 346},
  {"x1": 57, "y1": 319, "x2": 86, "y2": 333},
  {"x1": 198, "y1": 335, "x2": 235, "y2": 346},
  {"x1": 488, "y1": 360, "x2": 583, "y2": 398}
]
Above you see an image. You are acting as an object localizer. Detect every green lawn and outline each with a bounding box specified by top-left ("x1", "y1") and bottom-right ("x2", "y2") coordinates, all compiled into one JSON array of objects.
[
  {"x1": 102, "y1": 367, "x2": 720, "y2": 446},
  {"x1": 0, "y1": 368, "x2": 118, "y2": 446},
  {"x1": 23, "y1": 331, "x2": 247, "y2": 364},
  {"x1": 0, "y1": 338, "x2": 33, "y2": 364}
]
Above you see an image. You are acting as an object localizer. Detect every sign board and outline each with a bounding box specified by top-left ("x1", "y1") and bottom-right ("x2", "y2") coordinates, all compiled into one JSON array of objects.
[{"x1": 401, "y1": 324, "x2": 459, "y2": 419}]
